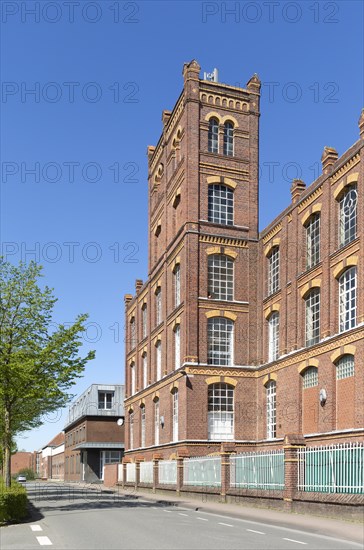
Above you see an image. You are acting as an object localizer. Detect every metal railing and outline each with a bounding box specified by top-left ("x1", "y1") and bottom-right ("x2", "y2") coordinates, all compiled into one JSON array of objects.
[
  {"x1": 126, "y1": 463, "x2": 136, "y2": 483},
  {"x1": 139, "y1": 461, "x2": 153, "y2": 484},
  {"x1": 230, "y1": 450, "x2": 284, "y2": 490},
  {"x1": 183, "y1": 456, "x2": 221, "y2": 487},
  {"x1": 159, "y1": 460, "x2": 177, "y2": 485},
  {"x1": 298, "y1": 442, "x2": 364, "y2": 494},
  {"x1": 118, "y1": 463, "x2": 123, "y2": 482}
]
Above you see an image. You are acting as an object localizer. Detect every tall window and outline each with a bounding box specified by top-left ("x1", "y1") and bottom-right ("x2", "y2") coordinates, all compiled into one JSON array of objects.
[
  {"x1": 141, "y1": 406, "x2": 146, "y2": 447},
  {"x1": 156, "y1": 287, "x2": 162, "y2": 325},
  {"x1": 208, "y1": 254, "x2": 234, "y2": 301},
  {"x1": 208, "y1": 317, "x2": 234, "y2": 366},
  {"x1": 208, "y1": 184, "x2": 234, "y2": 226},
  {"x1": 174, "y1": 264, "x2": 181, "y2": 307},
  {"x1": 336, "y1": 354, "x2": 355, "y2": 380},
  {"x1": 142, "y1": 304, "x2": 147, "y2": 338},
  {"x1": 172, "y1": 390, "x2": 178, "y2": 442},
  {"x1": 129, "y1": 411, "x2": 134, "y2": 450},
  {"x1": 142, "y1": 353, "x2": 148, "y2": 389},
  {"x1": 268, "y1": 312, "x2": 279, "y2": 362},
  {"x1": 339, "y1": 267, "x2": 357, "y2": 332},
  {"x1": 339, "y1": 185, "x2": 357, "y2": 247},
  {"x1": 306, "y1": 213, "x2": 320, "y2": 269},
  {"x1": 208, "y1": 383, "x2": 234, "y2": 440},
  {"x1": 268, "y1": 247, "x2": 280, "y2": 295},
  {"x1": 302, "y1": 366, "x2": 318, "y2": 389},
  {"x1": 208, "y1": 118, "x2": 219, "y2": 153},
  {"x1": 223, "y1": 121, "x2": 234, "y2": 156},
  {"x1": 154, "y1": 400, "x2": 160, "y2": 446},
  {"x1": 156, "y1": 340, "x2": 162, "y2": 380},
  {"x1": 305, "y1": 288, "x2": 320, "y2": 346},
  {"x1": 130, "y1": 317, "x2": 136, "y2": 349},
  {"x1": 130, "y1": 362, "x2": 136, "y2": 395},
  {"x1": 266, "y1": 381, "x2": 276, "y2": 439},
  {"x1": 174, "y1": 324, "x2": 180, "y2": 370},
  {"x1": 98, "y1": 391, "x2": 114, "y2": 410}
]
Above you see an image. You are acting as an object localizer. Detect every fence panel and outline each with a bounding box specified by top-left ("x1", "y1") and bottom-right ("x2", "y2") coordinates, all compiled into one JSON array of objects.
[
  {"x1": 139, "y1": 461, "x2": 154, "y2": 484},
  {"x1": 298, "y1": 443, "x2": 364, "y2": 494},
  {"x1": 230, "y1": 450, "x2": 284, "y2": 490},
  {"x1": 126, "y1": 463, "x2": 136, "y2": 483},
  {"x1": 159, "y1": 460, "x2": 177, "y2": 485},
  {"x1": 183, "y1": 456, "x2": 221, "y2": 487},
  {"x1": 118, "y1": 463, "x2": 123, "y2": 482}
]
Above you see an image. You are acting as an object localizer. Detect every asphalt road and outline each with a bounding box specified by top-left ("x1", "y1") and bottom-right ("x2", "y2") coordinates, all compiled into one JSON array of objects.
[{"x1": 1, "y1": 483, "x2": 362, "y2": 550}]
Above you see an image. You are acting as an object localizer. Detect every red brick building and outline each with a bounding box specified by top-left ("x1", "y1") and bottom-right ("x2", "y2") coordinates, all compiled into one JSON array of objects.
[
  {"x1": 11, "y1": 451, "x2": 37, "y2": 475},
  {"x1": 123, "y1": 60, "x2": 363, "y2": 462}
]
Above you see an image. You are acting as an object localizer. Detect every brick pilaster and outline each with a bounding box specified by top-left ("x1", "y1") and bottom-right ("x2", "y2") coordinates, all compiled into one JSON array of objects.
[
  {"x1": 283, "y1": 434, "x2": 305, "y2": 507},
  {"x1": 220, "y1": 443, "x2": 235, "y2": 502}
]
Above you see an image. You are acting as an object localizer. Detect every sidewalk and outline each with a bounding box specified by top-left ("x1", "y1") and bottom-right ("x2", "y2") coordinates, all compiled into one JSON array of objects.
[{"x1": 74, "y1": 481, "x2": 364, "y2": 546}]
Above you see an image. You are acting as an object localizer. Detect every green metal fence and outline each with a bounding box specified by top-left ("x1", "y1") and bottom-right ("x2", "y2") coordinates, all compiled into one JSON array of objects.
[
  {"x1": 183, "y1": 456, "x2": 221, "y2": 487},
  {"x1": 298, "y1": 443, "x2": 364, "y2": 494},
  {"x1": 230, "y1": 450, "x2": 285, "y2": 490}
]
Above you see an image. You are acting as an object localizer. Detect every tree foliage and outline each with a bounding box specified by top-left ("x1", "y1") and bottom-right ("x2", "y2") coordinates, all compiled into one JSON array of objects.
[{"x1": 0, "y1": 260, "x2": 95, "y2": 486}]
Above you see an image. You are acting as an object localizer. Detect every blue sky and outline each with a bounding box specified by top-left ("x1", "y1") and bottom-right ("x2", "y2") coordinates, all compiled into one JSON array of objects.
[{"x1": 1, "y1": 0, "x2": 363, "y2": 451}]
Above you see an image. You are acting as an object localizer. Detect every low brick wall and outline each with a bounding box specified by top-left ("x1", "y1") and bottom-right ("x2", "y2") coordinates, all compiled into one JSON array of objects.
[{"x1": 103, "y1": 463, "x2": 118, "y2": 487}]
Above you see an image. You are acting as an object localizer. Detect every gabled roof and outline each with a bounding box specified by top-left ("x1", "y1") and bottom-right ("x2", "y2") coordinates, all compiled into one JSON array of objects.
[{"x1": 43, "y1": 432, "x2": 65, "y2": 449}]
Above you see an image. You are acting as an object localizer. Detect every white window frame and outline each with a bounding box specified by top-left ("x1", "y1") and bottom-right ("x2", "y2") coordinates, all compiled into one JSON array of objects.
[
  {"x1": 339, "y1": 185, "x2": 357, "y2": 247},
  {"x1": 130, "y1": 362, "x2": 136, "y2": 395},
  {"x1": 156, "y1": 287, "x2": 162, "y2": 326},
  {"x1": 98, "y1": 391, "x2": 114, "y2": 410},
  {"x1": 142, "y1": 353, "x2": 148, "y2": 389},
  {"x1": 306, "y1": 213, "x2": 320, "y2": 269},
  {"x1": 268, "y1": 247, "x2": 280, "y2": 295},
  {"x1": 208, "y1": 184, "x2": 234, "y2": 226},
  {"x1": 223, "y1": 121, "x2": 234, "y2": 156},
  {"x1": 141, "y1": 406, "x2": 146, "y2": 447},
  {"x1": 208, "y1": 254, "x2": 234, "y2": 301},
  {"x1": 302, "y1": 366, "x2": 318, "y2": 389},
  {"x1": 154, "y1": 400, "x2": 160, "y2": 446},
  {"x1": 156, "y1": 340, "x2": 162, "y2": 380},
  {"x1": 207, "y1": 383, "x2": 234, "y2": 441},
  {"x1": 142, "y1": 304, "x2": 147, "y2": 338},
  {"x1": 208, "y1": 118, "x2": 219, "y2": 153},
  {"x1": 130, "y1": 317, "x2": 136, "y2": 349},
  {"x1": 174, "y1": 324, "x2": 180, "y2": 370},
  {"x1": 172, "y1": 390, "x2": 178, "y2": 442},
  {"x1": 305, "y1": 288, "x2": 320, "y2": 346},
  {"x1": 207, "y1": 317, "x2": 234, "y2": 366},
  {"x1": 174, "y1": 264, "x2": 181, "y2": 307},
  {"x1": 339, "y1": 267, "x2": 357, "y2": 332},
  {"x1": 268, "y1": 312, "x2": 279, "y2": 362},
  {"x1": 129, "y1": 411, "x2": 134, "y2": 450},
  {"x1": 336, "y1": 355, "x2": 355, "y2": 380},
  {"x1": 266, "y1": 381, "x2": 277, "y2": 440}
]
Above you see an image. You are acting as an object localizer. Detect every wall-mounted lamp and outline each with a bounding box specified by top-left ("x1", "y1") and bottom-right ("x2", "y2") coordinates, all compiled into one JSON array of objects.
[
  {"x1": 160, "y1": 416, "x2": 165, "y2": 428},
  {"x1": 319, "y1": 389, "x2": 327, "y2": 407}
]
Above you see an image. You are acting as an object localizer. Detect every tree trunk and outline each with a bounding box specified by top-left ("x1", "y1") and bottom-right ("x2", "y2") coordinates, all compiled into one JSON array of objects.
[{"x1": 3, "y1": 409, "x2": 11, "y2": 487}]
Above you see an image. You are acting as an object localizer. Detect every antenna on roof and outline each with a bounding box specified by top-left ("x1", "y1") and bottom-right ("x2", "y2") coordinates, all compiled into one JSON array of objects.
[{"x1": 204, "y1": 68, "x2": 218, "y2": 82}]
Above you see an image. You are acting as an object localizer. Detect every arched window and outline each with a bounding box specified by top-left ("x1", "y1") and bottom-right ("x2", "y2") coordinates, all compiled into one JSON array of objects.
[
  {"x1": 208, "y1": 118, "x2": 219, "y2": 153},
  {"x1": 302, "y1": 366, "x2": 318, "y2": 389},
  {"x1": 129, "y1": 410, "x2": 134, "y2": 450},
  {"x1": 266, "y1": 380, "x2": 276, "y2": 439},
  {"x1": 336, "y1": 354, "x2": 355, "y2": 380},
  {"x1": 174, "y1": 264, "x2": 181, "y2": 307},
  {"x1": 140, "y1": 405, "x2": 146, "y2": 448},
  {"x1": 208, "y1": 383, "x2": 234, "y2": 440},
  {"x1": 339, "y1": 267, "x2": 357, "y2": 332},
  {"x1": 208, "y1": 184, "x2": 234, "y2": 225},
  {"x1": 268, "y1": 312, "x2": 279, "y2": 362},
  {"x1": 156, "y1": 340, "x2": 162, "y2": 380},
  {"x1": 174, "y1": 324, "x2": 180, "y2": 370},
  {"x1": 305, "y1": 213, "x2": 320, "y2": 269},
  {"x1": 130, "y1": 317, "x2": 136, "y2": 349},
  {"x1": 172, "y1": 389, "x2": 178, "y2": 442},
  {"x1": 130, "y1": 362, "x2": 136, "y2": 395},
  {"x1": 142, "y1": 353, "x2": 148, "y2": 389},
  {"x1": 208, "y1": 254, "x2": 234, "y2": 301},
  {"x1": 155, "y1": 287, "x2": 162, "y2": 326},
  {"x1": 267, "y1": 247, "x2": 280, "y2": 295},
  {"x1": 305, "y1": 288, "x2": 320, "y2": 346},
  {"x1": 142, "y1": 303, "x2": 147, "y2": 338},
  {"x1": 339, "y1": 185, "x2": 357, "y2": 247},
  {"x1": 154, "y1": 399, "x2": 160, "y2": 446},
  {"x1": 208, "y1": 317, "x2": 234, "y2": 366},
  {"x1": 223, "y1": 121, "x2": 234, "y2": 156}
]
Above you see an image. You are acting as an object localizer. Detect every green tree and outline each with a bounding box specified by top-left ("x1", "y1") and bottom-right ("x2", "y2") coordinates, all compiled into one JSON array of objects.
[{"x1": 0, "y1": 260, "x2": 95, "y2": 487}]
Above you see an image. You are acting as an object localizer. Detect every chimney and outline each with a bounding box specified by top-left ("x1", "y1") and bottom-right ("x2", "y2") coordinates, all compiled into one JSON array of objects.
[
  {"x1": 321, "y1": 146, "x2": 338, "y2": 174},
  {"x1": 290, "y1": 179, "x2": 306, "y2": 203},
  {"x1": 359, "y1": 108, "x2": 364, "y2": 139},
  {"x1": 124, "y1": 294, "x2": 133, "y2": 307},
  {"x1": 135, "y1": 279, "x2": 143, "y2": 294},
  {"x1": 162, "y1": 110, "x2": 172, "y2": 126},
  {"x1": 182, "y1": 59, "x2": 200, "y2": 83},
  {"x1": 246, "y1": 73, "x2": 261, "y2": 92}
]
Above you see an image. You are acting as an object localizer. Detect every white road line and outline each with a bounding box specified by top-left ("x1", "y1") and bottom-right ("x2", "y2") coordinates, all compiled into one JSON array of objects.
[
  {"x1": 197, "y1": 517, "x2": 208, "y2": 521},
  {"x1": 36, "y1": 536, "x2": 53, "y2": 546},
  {"x1": 30, "y1": 525, "x2": 43, "y2": 532},
  {"x1": 218, "y1": 522, "x2": 233, "y2": 527},
  {"x1": 246, "y1": 529, "x2": 265, "y2": 535},
  {"x1": 283, "y1": 539, "x2": 307, "y2": 545},
  {"x1": 179, "y1": 513, "x2": 188, "y2": 516},
  {"x1": 163, "y1": 509, "x2": 172, "y2": 513}
]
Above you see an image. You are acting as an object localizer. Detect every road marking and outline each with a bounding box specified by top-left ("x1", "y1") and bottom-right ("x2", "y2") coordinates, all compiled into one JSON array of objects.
[
  {"x1": 163, "y1": 509, "x2": 171, "y2": 513},
  {"x1": 36, "y1": 536, "x2": 53, "y2": 546},
  {"x1": 283, "y1": 539, "x2": 307, "y2": 545},
  {"x1": 197, "y1": 517, "x2": 208, "y2": 521},
  {"x1": 246, "y1": 529, "x2": 265, "y2": 534},
  {"x1": 218, "y1": 522, "x2": 233, "y2": 527},
  {"x1": 179, "y1": 513, "x2": 188, "y2": 517},
  {"x1": 31, "y1": 525, "x2": 43, "y2": 532}
]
